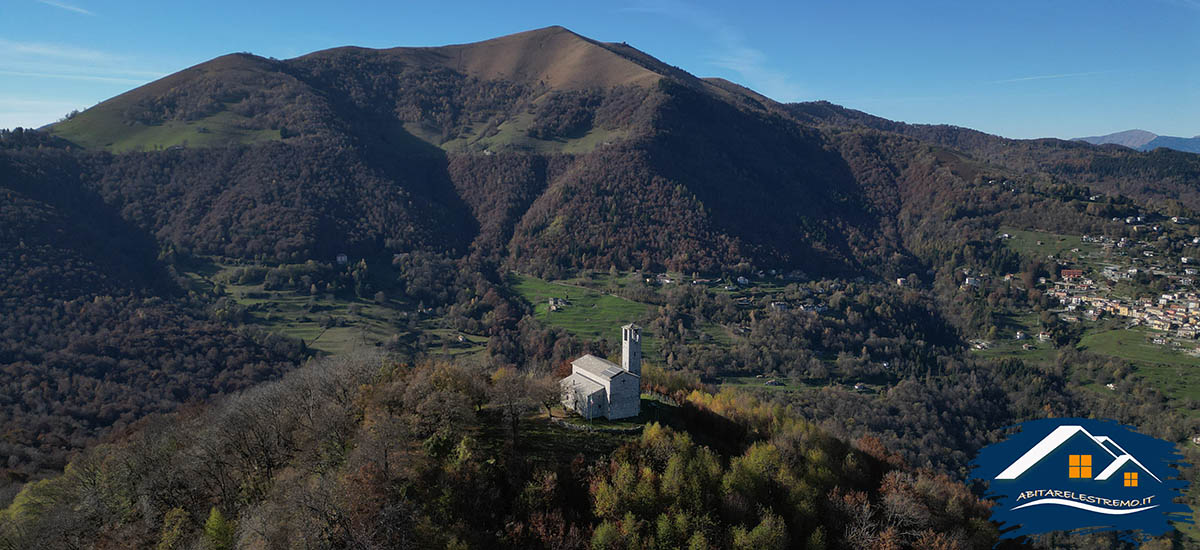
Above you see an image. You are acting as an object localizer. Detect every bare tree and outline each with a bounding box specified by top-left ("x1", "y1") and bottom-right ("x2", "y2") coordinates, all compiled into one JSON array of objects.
[
  {"x1": 488, "y1": 368, "x2": 536, "y2": 445},
  {"x1": 528, "y1": 373, "x2": 563, "y2": 418}
]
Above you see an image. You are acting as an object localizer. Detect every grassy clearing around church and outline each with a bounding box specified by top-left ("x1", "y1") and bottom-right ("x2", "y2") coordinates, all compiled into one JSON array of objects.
[{"x1": 552, "y1": 396, "x2": 678, "y2": 429}]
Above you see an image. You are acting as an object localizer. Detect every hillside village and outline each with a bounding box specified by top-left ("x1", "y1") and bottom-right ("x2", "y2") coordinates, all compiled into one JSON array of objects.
[{"x1": 973, "y1": 213, "x2": 1200, "y2": 355}]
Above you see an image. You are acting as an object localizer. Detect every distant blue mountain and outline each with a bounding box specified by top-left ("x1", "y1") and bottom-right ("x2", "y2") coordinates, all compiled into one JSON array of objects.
[
  {"x1": 1141, "y1": 135, "x2": 1200, "y2": 154},
  {"x1": 1075, "y1": 129, "x2": 1200, "y2": 154}
]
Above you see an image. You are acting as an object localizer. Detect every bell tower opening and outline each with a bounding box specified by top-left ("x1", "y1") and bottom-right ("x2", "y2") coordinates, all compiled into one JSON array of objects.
[{"x1": 621, "y1": 323, "x2": 641, "y2": 376}]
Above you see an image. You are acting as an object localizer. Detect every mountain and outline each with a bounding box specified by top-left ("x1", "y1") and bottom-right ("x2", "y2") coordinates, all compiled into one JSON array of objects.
[
  {"x1": 1075, "y1": 129, "x2": 1158, "y2": 149},
  {"x1": 39, "y1": 26, "x2": 902, "y2": 276},
  {"x1": 6, "y1": 24, "x2": 1200, "y2": 496},
  {"x1": 1142, "y1": 134, "x2": 1200, "y2": 154},
  {"x1": 1075, "y1": 129, "x2": 1200, "y2": 154},
  {"x1": 787, "y1": 101, "x2": 1200, "y2": 208},
  {"x1": 46, "y1": 26, "x2": 764, "y2": 154}
]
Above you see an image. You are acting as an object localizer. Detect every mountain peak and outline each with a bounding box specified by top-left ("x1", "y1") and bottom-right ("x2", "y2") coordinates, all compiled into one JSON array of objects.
[
  {"x1": 1074, "y1": 129, "x2": 1200, "y2": 154},
  {"x1": 356, "y1": 25, "x2": 665, "y2": 90},
  {"x1": 1075, "y1": 129, "x2": 1158, "y2": 149}
]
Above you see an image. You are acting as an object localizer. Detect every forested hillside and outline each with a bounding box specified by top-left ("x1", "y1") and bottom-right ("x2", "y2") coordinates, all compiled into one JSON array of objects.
[
  {"x1": 0, "y1": 130, "x2": 304, "y2": 495},
  {"x1": 0, "y1": 354, "x2": 1004, "y2": 550},
  {"x1": 787, "y1": 101, "x2": 1200, "y2": 209}
]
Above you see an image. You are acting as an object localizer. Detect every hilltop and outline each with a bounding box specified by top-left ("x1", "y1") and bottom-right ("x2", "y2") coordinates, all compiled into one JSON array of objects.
[{"x1": 47, "y1": 26, "x2": 766, "y2": 155}]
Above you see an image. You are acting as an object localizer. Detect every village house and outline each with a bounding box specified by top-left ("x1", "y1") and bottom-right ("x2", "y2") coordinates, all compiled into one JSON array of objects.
[{"x1": 560, "y1": 324, "x2": 642, "y2": 420}]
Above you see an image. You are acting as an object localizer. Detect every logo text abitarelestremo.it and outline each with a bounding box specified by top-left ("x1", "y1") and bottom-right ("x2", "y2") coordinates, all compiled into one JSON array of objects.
[{"x1": 971, "y1": 418, "x2": 1191, "y2": 540}]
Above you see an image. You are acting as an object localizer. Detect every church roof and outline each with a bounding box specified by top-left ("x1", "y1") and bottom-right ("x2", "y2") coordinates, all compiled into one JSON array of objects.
[
  {"x1": 572, "y1": 354, "x2": 627, "y2": 379},
  {"x1": 561, "y1": 372, "x2": 605, "y2": 396}
]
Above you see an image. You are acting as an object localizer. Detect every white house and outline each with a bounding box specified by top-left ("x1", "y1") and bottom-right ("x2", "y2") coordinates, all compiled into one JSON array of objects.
[{"x1": 560, "y1": 324, "x2": 642, "y2": 420}]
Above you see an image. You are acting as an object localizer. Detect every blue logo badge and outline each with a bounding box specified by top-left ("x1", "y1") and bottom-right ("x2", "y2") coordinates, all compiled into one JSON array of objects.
[{"x1": 972, "y1": 418, "x2": 1191, "y2": 540}]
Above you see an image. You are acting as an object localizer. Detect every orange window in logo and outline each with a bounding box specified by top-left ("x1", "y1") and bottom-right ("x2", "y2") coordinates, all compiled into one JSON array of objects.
[
  {"x1": 1124, "y1": 472, "x2": 1138, "y2": 487},
  {"x1": 1068, "y1": 454, "x2": 1092, "y2": 478}
]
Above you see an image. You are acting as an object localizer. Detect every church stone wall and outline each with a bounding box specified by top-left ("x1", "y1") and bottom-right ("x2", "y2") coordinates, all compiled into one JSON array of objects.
[{"x1": 606, "y1": 372, "x2": 641, "y2": 420}]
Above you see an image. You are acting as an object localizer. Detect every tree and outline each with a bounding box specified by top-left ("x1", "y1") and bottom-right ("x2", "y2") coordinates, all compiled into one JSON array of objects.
[
  {"x1": 489, "y1": 367, "x2": 536, "y2": 444},
  {"x1": 529, "y1": 373, "x2": 563, "y2": 417},
  {"x1": 203, "y1": 507, "x2": 234, "y2": 550},
  {"x1": 730, "y1": 511, "x2": 788, "y2": 549},
  {"x1": 157, "y1": 507, "x2": 190, "y2": 550}
]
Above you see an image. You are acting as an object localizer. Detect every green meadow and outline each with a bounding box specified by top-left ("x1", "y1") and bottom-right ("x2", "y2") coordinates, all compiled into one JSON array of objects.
[
  {"x1": 51, "y1": 109, "x2": 280, "y2": 153},
  {"x1": 1078, "y1": 327, "x2": 1200, "y2": 406},
  {"x1": 1000, "y1": 226, "x2": 1110, "y2": 267},
  {"x1": 509, "y1": 272, "x2": 654, "y2": 349}
]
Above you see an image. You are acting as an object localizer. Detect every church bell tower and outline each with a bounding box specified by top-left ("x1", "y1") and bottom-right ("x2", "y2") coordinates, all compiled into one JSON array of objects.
[{"x1": 621, "y1": 323, "x2": 641, "y2": 376}]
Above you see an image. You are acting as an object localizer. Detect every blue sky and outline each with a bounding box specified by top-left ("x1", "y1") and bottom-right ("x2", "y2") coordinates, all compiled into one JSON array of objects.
[{"x1": 1, "y1": 0, "x2": 1197, "y2": 138}]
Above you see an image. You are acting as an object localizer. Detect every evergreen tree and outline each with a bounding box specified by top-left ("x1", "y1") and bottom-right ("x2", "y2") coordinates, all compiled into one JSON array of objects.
[{"x1": 203, "y1": 507, "x2": 234, "y2": 550}]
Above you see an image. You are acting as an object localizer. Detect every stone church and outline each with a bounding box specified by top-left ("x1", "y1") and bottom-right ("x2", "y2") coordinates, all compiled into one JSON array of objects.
[{"x1": 560, "y1": 323, "x2": 642, "y2": 420}]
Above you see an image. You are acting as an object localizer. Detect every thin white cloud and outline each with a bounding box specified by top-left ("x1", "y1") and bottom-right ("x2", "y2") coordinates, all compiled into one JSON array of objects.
[
  {"x1": 993, "y1": 71, "x2": 1108, "y2": 84},
  {"x1": 622, "y1": 0, "x2": 805, "y2": 102},
  {"x1": 0, "y1": 69, "x2": 151, "y2": 84},
  {"x1": 0, "y1": 39, "x2": 168, "y2": 128},
  {"x1": 0, "y1": 39, "x2": 115, "y2": 63},
  {"x1": 0, "y1": 39, "x2": 166, "y2": 83},
  {"x1": 36, "y1": 0, "x2": 94, "y2": 16}
]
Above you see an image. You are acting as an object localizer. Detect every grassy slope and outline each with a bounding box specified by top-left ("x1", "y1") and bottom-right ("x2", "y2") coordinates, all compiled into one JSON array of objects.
[
  {"x1": 50, "y1": 107, "x2": 280, "y2": 153},
  {"x1": 509, "y1": 272, "x2": 654, "y2": 353},
  {"x1": 181, "y1": 260, "x2": 489, "y2": 357},
  {"x1": 556, "y1": 271, "x2": 737, "y2": 348},
  {"x1": 1000, "y1": 226, "x2": 1110, "y2": 267},
  {"x1": 1078, "y1": 327, "x2": 1200, "y2": 405}
]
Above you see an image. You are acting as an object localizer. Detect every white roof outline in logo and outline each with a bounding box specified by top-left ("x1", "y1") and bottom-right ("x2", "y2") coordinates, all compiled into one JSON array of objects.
[{"x1": 994, "y1": 425, "x2": 1162, "y2": 483}]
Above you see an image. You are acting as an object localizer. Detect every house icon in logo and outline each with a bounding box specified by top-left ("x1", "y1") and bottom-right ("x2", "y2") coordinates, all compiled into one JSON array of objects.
[
  {"x1": 971, "y1": 418, "x2": 1191, "y2": 539},
  {"x1": 995, "y1": 425, "x2": 1162, "y2": 486}
]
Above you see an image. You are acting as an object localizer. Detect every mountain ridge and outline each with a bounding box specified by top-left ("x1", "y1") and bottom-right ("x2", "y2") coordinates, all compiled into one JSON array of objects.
[
  {"x1": 1075, "y1": 128, "x2": 1200, "y2": 154},
  {"x1": 1075, "y1": 129, "x2": 1158, "y2": 149}
]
